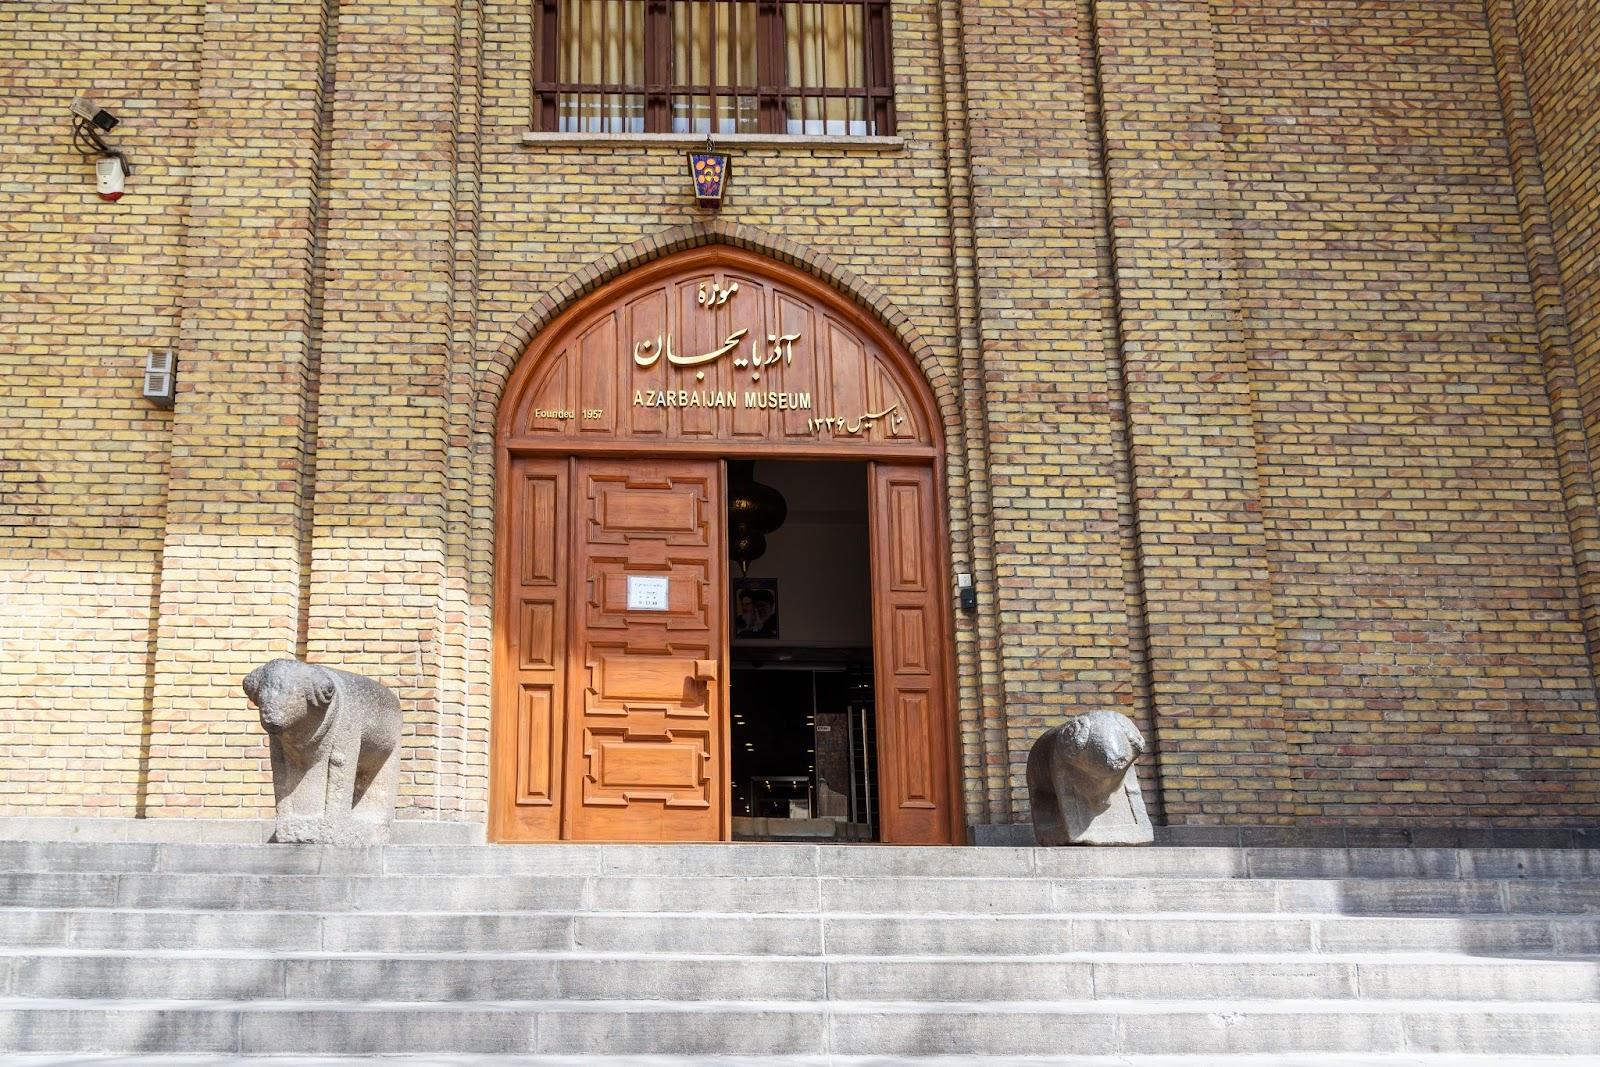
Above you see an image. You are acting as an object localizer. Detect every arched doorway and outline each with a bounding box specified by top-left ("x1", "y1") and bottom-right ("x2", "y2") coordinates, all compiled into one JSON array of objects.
[{"x1": 491, "y1": 246, "x2": 960, "y2": 843}]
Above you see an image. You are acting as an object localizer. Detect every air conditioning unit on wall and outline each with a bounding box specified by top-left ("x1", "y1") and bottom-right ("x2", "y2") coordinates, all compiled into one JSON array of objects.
[{"x1": 142, "y1": 349, "x2": 176, "y2": 409}]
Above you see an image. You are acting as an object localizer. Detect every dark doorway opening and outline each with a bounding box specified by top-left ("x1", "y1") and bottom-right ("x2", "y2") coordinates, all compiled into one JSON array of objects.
[{"x1": 727, "y1": 461, "x2": 878, "y2": 842}]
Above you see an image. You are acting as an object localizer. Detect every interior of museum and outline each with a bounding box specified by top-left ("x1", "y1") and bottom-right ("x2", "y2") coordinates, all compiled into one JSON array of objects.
[{"x1": 725, "y1": 460, "x2": 878, "y2": 842}]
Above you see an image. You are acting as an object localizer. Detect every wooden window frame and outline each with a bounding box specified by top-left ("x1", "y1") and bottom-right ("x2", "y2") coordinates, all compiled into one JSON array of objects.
[{"x1": 533, "y1": 0, "x2": 896, "y2": 136}]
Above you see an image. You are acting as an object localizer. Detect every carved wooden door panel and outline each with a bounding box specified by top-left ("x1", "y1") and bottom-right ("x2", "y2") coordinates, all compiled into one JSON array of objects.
[
  {"x1": 491, "y1": 456, "x2": 569, "y2": 842},
  {"x1": 564, "y1": 459, "x2": 727, "y2": 841},
  {"x1": 870, "y1": 462, "x2": 956, "y2": 844}
]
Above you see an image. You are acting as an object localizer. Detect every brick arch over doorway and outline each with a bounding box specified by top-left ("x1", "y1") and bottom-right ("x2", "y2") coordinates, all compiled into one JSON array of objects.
[
  {"x1": 490, "y1": 244, "x2": 964, "y2": 844},
  {"x1": 475, "y1": 223, "x2": 959, "y2": 445}
]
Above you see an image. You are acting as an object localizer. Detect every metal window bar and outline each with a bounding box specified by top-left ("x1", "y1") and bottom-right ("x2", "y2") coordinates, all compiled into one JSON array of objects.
[{"x1": 536, "y1": 0, "x2": 894, "y2": 135}]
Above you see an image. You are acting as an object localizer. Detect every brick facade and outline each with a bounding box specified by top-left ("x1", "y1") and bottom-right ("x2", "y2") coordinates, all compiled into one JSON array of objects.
[
  {"x1": 146, "y1": 0, "x2": 332, "y2": 815},
  {"x1": 4, "y1": 0, "x2": 1599, "y2": 827},
  {"x1": 2, "y1": 3, "x2": 200, "y2": 813}
]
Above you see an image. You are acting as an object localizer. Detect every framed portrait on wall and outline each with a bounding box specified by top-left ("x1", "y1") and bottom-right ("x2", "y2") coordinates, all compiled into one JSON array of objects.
[{"x1": 733, "y1": 578, "x2": 779, "y2": 640}]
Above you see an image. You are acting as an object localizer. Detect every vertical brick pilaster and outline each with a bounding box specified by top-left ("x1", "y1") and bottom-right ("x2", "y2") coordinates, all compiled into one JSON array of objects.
[
  {"x1": 1508, "y1": 1, "x2": 1600, "y2": 522},
  {"x1": 442, "y1": 0, "x2": 486, "y2": 818},
  {"x1": 304, "y1": 0, "x2": 461, "y2": 818},
  {"x1": 1483, "y1": 0, "x2": 1600, "y2": 675},
  {"x1": 147, "y1": 0, "x2": 333, "y2": 816},
  {"x1": 959, "y1": 0, "x2": 1139, "y2": 819},
  {"x1": 932, "y1": 0, "x2": 1006, "y2": 826},
  {"x1": 1092, "y1": 0, "x2": 1291, "y2": 822}
]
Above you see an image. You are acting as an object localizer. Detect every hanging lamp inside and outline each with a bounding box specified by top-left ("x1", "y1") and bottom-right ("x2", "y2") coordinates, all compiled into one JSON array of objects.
[{"x1": 727, "y1": 460, "x2": 787, "y2": 576}]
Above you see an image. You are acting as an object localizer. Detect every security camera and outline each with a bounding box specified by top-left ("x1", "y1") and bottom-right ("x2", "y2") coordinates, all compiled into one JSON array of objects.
[{"x1": 70, "y1": 96, "x2": 119, "y2": 132}]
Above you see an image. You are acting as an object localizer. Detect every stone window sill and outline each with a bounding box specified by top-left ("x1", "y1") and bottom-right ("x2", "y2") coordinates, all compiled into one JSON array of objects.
[{"x1": 520, "y1": 131, "x2": 906, "y2": 152}]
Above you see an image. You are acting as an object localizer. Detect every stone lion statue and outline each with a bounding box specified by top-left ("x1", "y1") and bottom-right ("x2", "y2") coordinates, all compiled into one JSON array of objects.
[
  {"x1": 243, "y1": 658, "x2": 403, "y2": 846},
  {"x1": 1027, "y1": 710, "x2": 1152, "y2": 845}
]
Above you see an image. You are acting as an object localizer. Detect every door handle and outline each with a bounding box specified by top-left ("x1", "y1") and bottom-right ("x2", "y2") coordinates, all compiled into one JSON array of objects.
[{"x1": 693, "y1": 659, "x2": 719, "y2": 683}]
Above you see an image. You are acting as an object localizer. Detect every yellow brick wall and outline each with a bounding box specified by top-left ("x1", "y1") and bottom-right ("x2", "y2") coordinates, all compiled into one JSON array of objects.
[
  {"x1": 1213, "y1": 0, "x2": 1600, "y2": 821},
  {"x1": 0, "y1": 3, "x2": 201, "y2": 813},
  {"x1": 4, "y1": 0, "x2": 1600, "y2": 827},
  {"x1": 1094, "y1": 0, "x2": 1292, "y2": 822}
]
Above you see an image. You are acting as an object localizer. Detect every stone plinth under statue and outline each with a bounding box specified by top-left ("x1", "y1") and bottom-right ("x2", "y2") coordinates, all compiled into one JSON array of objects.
[
  {"x1": 243, "y1": 658, "x2": 403, "y2": 847},
  {"x1": 1027, "y1": 710, "x2": 1153, "y2": 846}
]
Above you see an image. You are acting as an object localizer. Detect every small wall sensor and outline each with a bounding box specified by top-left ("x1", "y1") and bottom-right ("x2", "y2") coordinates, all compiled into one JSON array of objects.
[
  {"x1": 956, "y1": 571, "x2": 976, "y2": 612},
  {"x1": 142, "y1": 350, "x2": 176, "y2": 409},
  {"x1": 95, "y1": 155, "x2": 126, "y2": 201}
]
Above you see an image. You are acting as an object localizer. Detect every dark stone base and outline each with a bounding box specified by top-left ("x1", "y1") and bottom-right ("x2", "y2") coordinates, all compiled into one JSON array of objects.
[{"x1": 967, "y1": 822, "x2": 1600, "y2": 848}]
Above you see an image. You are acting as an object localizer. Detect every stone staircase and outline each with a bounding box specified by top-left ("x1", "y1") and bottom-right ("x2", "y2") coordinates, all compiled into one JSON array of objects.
[{"x1": 0, "y1": 839, "x2": 1597, "y2": 1063}]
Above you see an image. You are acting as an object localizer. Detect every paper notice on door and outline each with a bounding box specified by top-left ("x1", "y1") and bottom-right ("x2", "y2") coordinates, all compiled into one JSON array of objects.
[{"x1": 625, "y1": 574, "x2": 670, "y2": 612}]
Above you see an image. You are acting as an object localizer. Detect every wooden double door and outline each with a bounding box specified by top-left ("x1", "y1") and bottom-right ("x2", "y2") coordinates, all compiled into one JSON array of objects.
[{"x1": 492, "y1": 455, "x2": 957, "y2": 843}]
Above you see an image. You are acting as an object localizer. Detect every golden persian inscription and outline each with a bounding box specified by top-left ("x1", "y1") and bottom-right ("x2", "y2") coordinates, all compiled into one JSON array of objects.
[{"x1": 807, "y1": 404, "x2": 903, "y2": 437}]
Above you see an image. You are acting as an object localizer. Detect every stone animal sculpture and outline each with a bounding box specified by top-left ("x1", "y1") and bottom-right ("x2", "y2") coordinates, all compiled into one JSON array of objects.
[
  {"x1": 243, "y1": 658, "x2": 403, "y2": 846},
  {"x1": 1027, "y1": 710, "x2": 1152, "y2": 845}
]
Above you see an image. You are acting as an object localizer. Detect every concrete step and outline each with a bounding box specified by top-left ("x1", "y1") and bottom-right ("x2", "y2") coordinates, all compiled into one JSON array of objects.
[
  {"x1": 5, "y1": 841, "x2": 1598, "y2": 881},
  {"x1": 0, "y1": 1058, "x2": 1595, "y2": 1067},
  {"x1": 832, "y1": 912, "x2": 1600, "y2": 955},
  {"x1": 6, "y1": 907, "x2": 1598, "y2": 955},
  {"x1": 7, "y1": 950, "x2": 1597, "y2": 1003},
  {"x1": 2, "y1": 1058, "x2": 1596, "y2": 1067},
  {"x1": 0, "y1": 1056, "x2": 1595, "y2": 1067},
  {"x1": 4, "y1": 871, "x2": 1598, "y2": 915},
  {"x1": 1, "y1": 999, "x2": 1598, "y2": 1056},
  {"x1": 5, "y1": 841, "x2": 1598, "y2": 1060}
]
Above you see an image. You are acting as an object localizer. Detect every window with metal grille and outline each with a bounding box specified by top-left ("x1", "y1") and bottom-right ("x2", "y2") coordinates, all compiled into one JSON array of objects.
[{"x1": 534, "y1": 0, "x2": 895, "y2": 136}]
